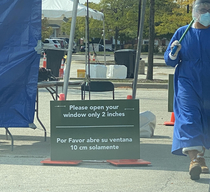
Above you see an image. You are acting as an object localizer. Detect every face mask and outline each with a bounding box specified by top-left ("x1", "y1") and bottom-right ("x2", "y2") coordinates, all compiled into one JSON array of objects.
[{"x1": 199, "y1": 12, "x2": 210, "y2": 26}]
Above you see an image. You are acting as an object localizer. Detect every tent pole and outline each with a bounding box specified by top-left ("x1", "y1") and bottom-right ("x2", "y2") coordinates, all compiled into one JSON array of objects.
[
  {"x1": 63, "y1": 0, "x2": 79, "y2": 99},
  {"x1": 103, "y1": 19, "x2": 106, "y2": 65},
  {"x1": 87, "y1": 0, "x2": 90, "y2": 80},
  {"x1": 132, "y1": 0, "x2": 147, "y2": 99},
  {"x1": 85, "y1": 16, "x2": 88, "y2": 76}
]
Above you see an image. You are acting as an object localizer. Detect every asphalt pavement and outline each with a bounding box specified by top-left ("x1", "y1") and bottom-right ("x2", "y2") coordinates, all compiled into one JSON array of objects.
[{"x1": 0, "y1": 55, "x2": 209, "y2": 192}]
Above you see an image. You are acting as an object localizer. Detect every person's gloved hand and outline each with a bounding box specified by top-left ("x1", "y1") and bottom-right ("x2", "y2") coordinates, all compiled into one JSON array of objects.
[{"x1": 170, "y1": 40, "x2": 181, "y2": 57}]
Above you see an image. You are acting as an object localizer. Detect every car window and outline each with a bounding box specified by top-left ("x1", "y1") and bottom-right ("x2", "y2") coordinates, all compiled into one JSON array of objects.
[
  {"x1": 53, "y1": 40, "x2": 59, "y2": 43},
  {"x1": 44, "y1": 40, "x2": 49, "y2": 43}
]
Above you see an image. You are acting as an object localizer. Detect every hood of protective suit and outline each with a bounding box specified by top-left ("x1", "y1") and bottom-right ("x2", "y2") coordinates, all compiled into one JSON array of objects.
[
  {"x1": 192, "y1": 0, "x2": 210, "y2": 22},
  {"x1": 195, "y1": 0, "x2": 210, "y2": 4}
]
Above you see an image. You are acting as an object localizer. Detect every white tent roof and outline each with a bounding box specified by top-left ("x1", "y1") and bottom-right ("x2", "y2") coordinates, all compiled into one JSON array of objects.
[{"x1": 42, "y1": 0, "x2": 104, "y2": 21}]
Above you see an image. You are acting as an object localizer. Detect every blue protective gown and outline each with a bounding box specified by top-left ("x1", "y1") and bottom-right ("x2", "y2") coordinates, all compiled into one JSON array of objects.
[{"x1": 164, "y1": 25, "x2": 210, "y2": 156}]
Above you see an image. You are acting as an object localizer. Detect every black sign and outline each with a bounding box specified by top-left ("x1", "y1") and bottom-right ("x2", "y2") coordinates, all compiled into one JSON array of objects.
[{"x1": 50, "y1": 100, "x2": 140, "y2": 161}]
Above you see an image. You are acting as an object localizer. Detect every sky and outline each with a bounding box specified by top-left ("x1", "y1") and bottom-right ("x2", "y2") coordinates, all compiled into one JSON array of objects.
[{"x1": 79, "y1": 0, "x2": 100, "y2": 4}]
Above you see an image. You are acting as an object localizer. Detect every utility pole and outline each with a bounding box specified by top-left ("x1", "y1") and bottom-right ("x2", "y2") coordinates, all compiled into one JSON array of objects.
[
  {"x1": 137, "y1": 0, "x2": 142, "y2": 37},
  {"x1": 146, "y1": 0, "x2": 155, "y2": 80}
]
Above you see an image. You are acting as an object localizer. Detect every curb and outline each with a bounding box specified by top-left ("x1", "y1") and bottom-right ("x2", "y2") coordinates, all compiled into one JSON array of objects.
[
  {"x1": 68, "y1": 80, "x2": 168, "y2": 89},
  {"x1": 69, "y1": 79, "x2": 168, "y2": 90},
  {"x1": 72, "y1": 60, "x2": 167, "y2": 67},
  {"x1": 113, "y1": 83, "x2": 168, "y2": 89}
]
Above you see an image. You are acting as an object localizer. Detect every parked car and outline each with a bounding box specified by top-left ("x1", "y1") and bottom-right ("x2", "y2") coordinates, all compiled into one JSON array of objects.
[
  {"x1": 72, "y1": 41, "x2": 77, "y2": 53},
  {"x1": 99, "y1": 44, "x2": 113, "y2": 52},
  {"x1": 51, "y1": 38, "x2": 68, "y2": 49},
  {"x1": 42, "y1": 39, "x2": 61, "y2": 50},
  {"x1": 80, "y1": 44, "x2": 113, "y2": 52},
  {"x1": 59, "y1": 38, "x2": 77, "y2": 53}
]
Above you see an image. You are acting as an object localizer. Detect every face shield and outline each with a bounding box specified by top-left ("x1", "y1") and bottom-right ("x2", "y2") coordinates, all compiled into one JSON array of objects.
[{"x1": 192, "y1": 1, "x2": 210, "y2": 21}]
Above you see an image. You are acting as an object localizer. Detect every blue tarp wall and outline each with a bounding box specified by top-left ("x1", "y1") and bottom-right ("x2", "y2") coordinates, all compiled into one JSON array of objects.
[{"x1": 0, "y1": 0, "x2": 41, "y2": 127}]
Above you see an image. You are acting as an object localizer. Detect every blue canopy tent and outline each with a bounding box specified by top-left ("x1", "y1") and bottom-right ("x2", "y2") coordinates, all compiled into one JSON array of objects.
[{"x1": 0, "y1": 0, "x2": 41, "y2": 127}]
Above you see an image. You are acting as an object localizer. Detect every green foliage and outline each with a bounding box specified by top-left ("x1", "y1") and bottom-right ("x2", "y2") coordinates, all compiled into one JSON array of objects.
[
  {"x1": 141, "y1": 44, "x2": 148, "y2": 52},
  {"x1": 177, "y1": 0, "x2": 194, "y2": 6},
  {"x1": 61, "y1": 17, "x2": 86, "y2": 40},
  {"x1": 99, "y1": 0, "x2": 139, "y2": 48},
  {"x1": 41, "y1": 18, "x2": 53, "y2": 41},
  {"x1": 51, "y1": 0, "x2": 195, "y2": 46},
  {"x1": 154, "y1": 0, "x2": 192, "y2": 39},
  {"x1": 88, "y1": 3, "x2": 104, "y2": 39}
]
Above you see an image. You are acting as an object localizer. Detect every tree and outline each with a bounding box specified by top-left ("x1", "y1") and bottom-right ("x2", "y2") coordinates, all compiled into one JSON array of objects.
[
  {"x1": 61, "y1": 17, "x2": 86, "y2": 40},
  {"x1": 61, "y1": 0, "x2": 194, "y2": 49},
  {"x1": 99, "y1": 0, "x2": 139, "y2": 50},
  {"x1": 41, "y1": 18, "x2": 53, "y2": 41},
  {"x1": 154, "y1": 0, "x2": 193, "y2": 39}
]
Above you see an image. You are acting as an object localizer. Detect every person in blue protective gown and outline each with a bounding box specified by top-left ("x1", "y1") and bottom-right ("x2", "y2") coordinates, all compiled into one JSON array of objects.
[{"x1": 164, "y1": 0, "x2": 210, "y2": 180}]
